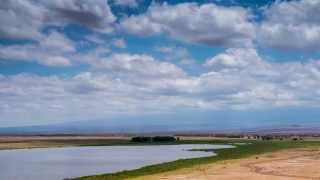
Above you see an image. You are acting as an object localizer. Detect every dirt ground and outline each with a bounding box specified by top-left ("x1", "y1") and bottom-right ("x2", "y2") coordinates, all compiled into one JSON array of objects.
[
  {"x1": 0, "y1": 135, "x2": 130, "y2": 149},
  {"x1": 131, "y1": 148, "x2": 320, "y2": 180}
]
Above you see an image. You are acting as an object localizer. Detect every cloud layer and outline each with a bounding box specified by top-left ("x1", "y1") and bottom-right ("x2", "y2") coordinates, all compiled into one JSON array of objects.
[
  {"x1": 1, "y1": 0, "x2": 320, "y2": 124},
  {"x1": 2, "y1": 49, "x2": 320, "y2": 121},
  {"x1": 2, "y1": 0, "x2": 320, "y2": 51}
]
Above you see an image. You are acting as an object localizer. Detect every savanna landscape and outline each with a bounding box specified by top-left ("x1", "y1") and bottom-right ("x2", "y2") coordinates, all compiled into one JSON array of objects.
[{"x1": 1, "y1": 0, "x2": 320, "y2": 179}]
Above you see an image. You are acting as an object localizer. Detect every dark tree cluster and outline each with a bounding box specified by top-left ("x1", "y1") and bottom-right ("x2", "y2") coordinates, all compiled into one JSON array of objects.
[{"x1": 131, "y1": 136, "x2": 177, "y2": 143}]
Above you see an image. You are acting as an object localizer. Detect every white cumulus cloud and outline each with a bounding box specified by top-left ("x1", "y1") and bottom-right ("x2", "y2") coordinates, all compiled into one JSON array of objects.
[
  {"x1": 93, "y1": 53, "x2": 186, "y2": 78},
  {"x1": 0, "y1": 31, "x2": 74, "y2": 66},
  {"x1": 120, "y1": 2, "x2": 255, "y2": 47},
  {"x1": 258, "y1": 0, "x2": 320, "y2": 51}
]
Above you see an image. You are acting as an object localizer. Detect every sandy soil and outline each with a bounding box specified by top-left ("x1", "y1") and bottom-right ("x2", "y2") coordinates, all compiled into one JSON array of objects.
[{"x1": 131, "y1": 148, "x2": 320, "y2": 180}]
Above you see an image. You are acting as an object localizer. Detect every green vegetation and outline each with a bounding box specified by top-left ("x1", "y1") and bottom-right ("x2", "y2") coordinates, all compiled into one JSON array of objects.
[{"x1": 68, "y1": 139, "x2": 320, "y2": 180}]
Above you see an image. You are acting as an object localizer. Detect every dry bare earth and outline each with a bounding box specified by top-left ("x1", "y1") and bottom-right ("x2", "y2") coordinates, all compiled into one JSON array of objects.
[
  {"x1": 0, "y1": 135, "x2": 130, "y2": 150},
  {"x1": 131, "y1": 148, "x2": 320, "y2": 180}
]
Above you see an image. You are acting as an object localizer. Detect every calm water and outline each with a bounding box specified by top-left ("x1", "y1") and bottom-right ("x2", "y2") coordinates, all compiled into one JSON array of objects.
[{"x1": 0, "y1": 144, "x2": 232, "y2": 180}]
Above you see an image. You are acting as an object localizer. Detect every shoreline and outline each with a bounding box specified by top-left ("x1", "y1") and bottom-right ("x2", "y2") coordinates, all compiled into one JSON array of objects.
[
  {"x1": 131, "y1": 148, "x2": 320, "y2": 180},
  {"x1": 70, "y1": 140, "x2": 320, "y2": 180},
  {"x1": 0, "y1": 135, "x2": 248, "y2": 150},
  {"x1": 1, "y1": 136, "x2": 320, "y2": 180}
]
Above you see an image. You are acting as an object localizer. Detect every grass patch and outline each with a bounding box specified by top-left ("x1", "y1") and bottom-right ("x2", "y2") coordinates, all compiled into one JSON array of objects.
[{"x1": 68, "y1": 140, "x2": 320, "y2": 180}]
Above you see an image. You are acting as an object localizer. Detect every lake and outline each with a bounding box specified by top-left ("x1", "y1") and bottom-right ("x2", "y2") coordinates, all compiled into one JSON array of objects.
[{"x1": 0, "y1": 144, "x2": 233, "y2": 180}]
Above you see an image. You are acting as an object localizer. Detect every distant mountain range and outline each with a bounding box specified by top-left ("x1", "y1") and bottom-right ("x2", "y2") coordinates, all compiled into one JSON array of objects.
[
  {"x1": 1, "y1": 119, "x2": 320, "y2": 135},
  {"x1": 0, "y1": 120, "x2": 169, "y2": 135}
]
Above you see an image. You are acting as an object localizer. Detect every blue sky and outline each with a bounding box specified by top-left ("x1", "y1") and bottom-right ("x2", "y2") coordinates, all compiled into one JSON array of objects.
[{"x1": 1, "y1": 0, "x2": 320, "y2": 128}]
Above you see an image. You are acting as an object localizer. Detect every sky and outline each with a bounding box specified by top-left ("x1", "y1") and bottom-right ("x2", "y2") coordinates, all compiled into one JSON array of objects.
[{"x1": 1, "y1": 0, "x2": 320, "y2": 128}]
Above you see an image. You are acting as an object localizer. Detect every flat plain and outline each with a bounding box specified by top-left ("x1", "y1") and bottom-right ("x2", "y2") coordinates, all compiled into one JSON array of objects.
[
  {"x1": 2, "y1": 135, "x2": 320, "y2": 180},
  {"x1": 0, "y1": 135, "x2": 131, "y2": 150}
]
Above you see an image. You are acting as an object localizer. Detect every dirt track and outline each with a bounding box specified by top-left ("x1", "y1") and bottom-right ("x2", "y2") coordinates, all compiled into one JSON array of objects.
[{"x1": 131, "y1": 148, "x2": 320, "y2": 180}]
